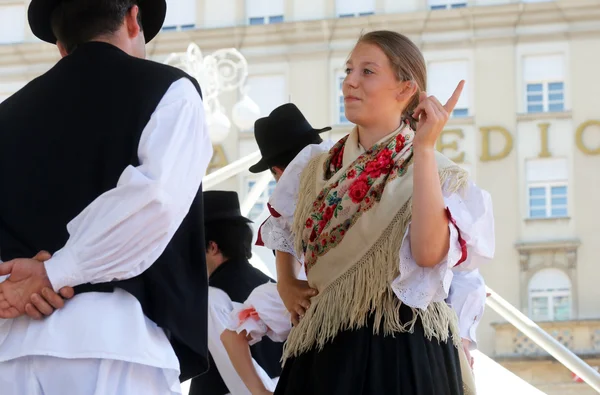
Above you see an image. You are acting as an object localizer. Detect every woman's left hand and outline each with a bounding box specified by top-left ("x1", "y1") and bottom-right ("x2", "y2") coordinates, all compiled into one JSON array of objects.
[{"x1": 412, "y1": 80, "x2": 465, "y2": 150}]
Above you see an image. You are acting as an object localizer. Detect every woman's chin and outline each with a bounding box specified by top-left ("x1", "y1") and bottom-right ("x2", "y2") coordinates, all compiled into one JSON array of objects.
[{"x1": 344, "y1": 112, "x2": 363, "y2": 126}]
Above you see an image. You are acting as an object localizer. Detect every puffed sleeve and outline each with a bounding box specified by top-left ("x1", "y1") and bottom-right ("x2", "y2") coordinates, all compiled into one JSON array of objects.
[
  {"x1": 255, "y1": 140, "x2": 335, "y2": 261},
  {"x1": 226, "y1": 282, "x2": 291, "y2": 345},
  {"x1": 391, "y1": 178, "x2": 495, "y2": 310}
]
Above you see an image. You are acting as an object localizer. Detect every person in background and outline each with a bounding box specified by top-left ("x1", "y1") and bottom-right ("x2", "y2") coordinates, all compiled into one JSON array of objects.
[
  {"x1": 190, "y1": 191, "x2": 283, "y2": 395},
  {"x1": 0, "y1": 0, "x2": 212, "y2": 393}
]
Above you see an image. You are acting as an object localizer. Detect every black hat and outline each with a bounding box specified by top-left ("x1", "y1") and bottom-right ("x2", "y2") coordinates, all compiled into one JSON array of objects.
[
  {"x1": 249, "y1": 103, "x2": 331, "y2": 173},
  {"x1": 203, "y1": 191, "x2": 252, "y2": 224},
  {"x1": 28, "y1": 0, "x2": 167, "y2": 45}
]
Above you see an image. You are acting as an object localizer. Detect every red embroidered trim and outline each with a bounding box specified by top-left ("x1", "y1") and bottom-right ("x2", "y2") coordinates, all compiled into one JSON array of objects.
[
  {"x1": 256, "y1": 205, "x2": 283, "y2": 247},
  {"x1": 238, "y1": 307, "x2": 260, "y2": 322},
  {"x1": 267, "y1": 203, "x2": 281, "y2": 218},
  {"x1": 255, "y1": 217, "x2": 268, "y2": 246},
  {"x1": 445, "y1": 207, "x2": 467, "y2": 266}
]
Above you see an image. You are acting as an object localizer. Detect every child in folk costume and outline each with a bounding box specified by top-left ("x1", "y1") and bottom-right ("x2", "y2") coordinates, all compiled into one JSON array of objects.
[
  {"x1": 218, "y1": 104, "x2": 328, "y2": 395},
  {"x1": 267, "y1": 30, "x2": 495, "y2": 395}
]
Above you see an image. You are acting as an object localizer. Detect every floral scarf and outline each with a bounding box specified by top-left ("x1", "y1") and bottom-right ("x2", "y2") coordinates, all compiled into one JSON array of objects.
[
  {"x1": 301, "y1": 122, "x2": 414, "y2": 273},
  {"x1": 284, "y1": 122, "x2": 469, "y2": 368}
]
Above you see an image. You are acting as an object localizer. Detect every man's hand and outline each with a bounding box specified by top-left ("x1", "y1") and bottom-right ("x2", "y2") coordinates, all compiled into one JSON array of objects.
[
  {"x1": 277, "y1": 278, "x2": 317, "y2": 326},
  {"x1": 0, "y1": 251, "x2": 74, "y2": 319},
  {"x1": 462, "y1": 338, "x2": 474, "y2": 370},
  {"x1": 0, "y1": 256, "x2": 53, "y2": 318}
]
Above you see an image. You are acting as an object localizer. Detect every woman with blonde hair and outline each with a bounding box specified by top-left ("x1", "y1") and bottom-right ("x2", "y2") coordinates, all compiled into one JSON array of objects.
[{"x1": 266, "y1": 30, "x2": 494, "y2": 394}]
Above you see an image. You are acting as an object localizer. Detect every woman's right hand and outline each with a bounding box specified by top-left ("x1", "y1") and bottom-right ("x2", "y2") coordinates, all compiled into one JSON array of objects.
[{"x1": 277, "y1": 277, "x2": 318, "y2": 326}]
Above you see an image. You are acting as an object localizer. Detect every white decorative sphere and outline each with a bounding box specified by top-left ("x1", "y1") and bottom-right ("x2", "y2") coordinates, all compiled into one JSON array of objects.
[
  {"x1": 207, "y1": 109, "x2": 231, "y2": 144},
  {"x1": 232, "y1": 95, "x2": 261, "y2": 131}
]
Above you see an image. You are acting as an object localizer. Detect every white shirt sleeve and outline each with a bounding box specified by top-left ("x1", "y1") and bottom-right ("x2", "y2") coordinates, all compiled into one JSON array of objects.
[
  {"x1": 259, "y1": 140, "x2": 335, "y2": 258},
  {"x1": 447, "y1": 269, "x2": 486, "y2": 349},
  {"x1": 208, "y1": 287, "x2": 276, "y2": 395},
  {"x1": 392, "y1": 179, "x2": 495, "y2": 310},
  {"x1": 43, "y1": 78, "x2": 213, "y2": 291},
  {"x1": 227, "y1": 282, "x2": 291, "y2": 345}
]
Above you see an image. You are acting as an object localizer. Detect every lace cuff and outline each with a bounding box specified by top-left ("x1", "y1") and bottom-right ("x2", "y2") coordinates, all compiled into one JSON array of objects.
[
  {"x1": 392, "y1": 216, "x2": 462, "y2": 310},
  {"x1": 257, "y1": 215, "x2": 299, "y2": 259},
  {"x1": 391, "y1": 178, "x2": 494, "y2": 310}
]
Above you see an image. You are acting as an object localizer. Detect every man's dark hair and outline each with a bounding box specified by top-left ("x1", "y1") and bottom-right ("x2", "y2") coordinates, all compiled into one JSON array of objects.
[
  {"x1": 270, "y1": 134, "x2": 324, "y2": 170},
  {"x1": 50, "y1": 0, "x2": 143, "y2": 54},
  {"x1": 205, "y1": 220, "x2": 253, "y2": 261}
]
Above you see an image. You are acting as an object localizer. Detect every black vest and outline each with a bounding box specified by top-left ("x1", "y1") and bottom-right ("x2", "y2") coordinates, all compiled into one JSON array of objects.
[
  {"x1": 0, "y1": 42, "x2": 209, "y2": 381},
  {"x1": 190, "y1": 258, "x2": 284, "y2": 395}
]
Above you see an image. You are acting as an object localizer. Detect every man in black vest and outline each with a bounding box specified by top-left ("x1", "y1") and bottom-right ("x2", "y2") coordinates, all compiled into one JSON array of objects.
[
  {"x1": 0, "y1": 0, "x2": 211, "y2": 393},
  {"x1": 189, "y1": 191, "x2": 283, "y2": 395}
]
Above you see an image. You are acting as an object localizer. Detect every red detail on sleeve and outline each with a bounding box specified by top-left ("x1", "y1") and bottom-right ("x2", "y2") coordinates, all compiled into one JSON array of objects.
[
  {"x1": 445, "y1": 207, "x2": 467, "y2": 266},
  {"x1": 255, "y1": 217, "x2": 269, "y2": 246},
  {"x1": 267, "y1": 203, "x2": 281, "y2": 218}
]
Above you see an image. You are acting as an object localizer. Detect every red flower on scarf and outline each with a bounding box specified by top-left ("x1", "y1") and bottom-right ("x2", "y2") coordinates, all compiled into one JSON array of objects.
[
  {"x1": 395, "y1": 134, "x2": 406, "y2": 152},
  {"x1": 318, "y1": 219, "x2": 327, "y2": 230},
  {"x1": 309, "y1": 228, "x2": 317, "y2": 242},
  {"x1": 365, "y1": 148, "x2": 393, "y2": 178},
  {"x1": 305, "y1": 218, "x2": 314, "y2": 229},
  {"x1": 349, "y1": 178, "x2": 369, "y2": 203},
  {"x1": 333, "y1": 146, "x2": 345, "y2": 170},
  {"x1": 323, "y1": 206, "x2": 334, "y2": 221},
  {"x1": 347, "y1": 169, "x2": 357, "y2": 179}
]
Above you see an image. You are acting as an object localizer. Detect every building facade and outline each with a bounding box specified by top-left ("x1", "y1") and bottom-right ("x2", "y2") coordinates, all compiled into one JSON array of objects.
[{"x1": 1, "y1": 0, "x2": 600, "y2": 392}]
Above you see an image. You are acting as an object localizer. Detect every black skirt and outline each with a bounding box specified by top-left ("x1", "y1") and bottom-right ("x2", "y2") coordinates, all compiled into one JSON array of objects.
[{"x1": 274, "y1": 304, "x2": 463, "y2": 395}]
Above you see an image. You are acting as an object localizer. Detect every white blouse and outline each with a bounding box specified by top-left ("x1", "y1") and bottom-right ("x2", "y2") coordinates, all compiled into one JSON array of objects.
[{"x1": 257, "y1": 140, "x2": 495, "y2": 348}]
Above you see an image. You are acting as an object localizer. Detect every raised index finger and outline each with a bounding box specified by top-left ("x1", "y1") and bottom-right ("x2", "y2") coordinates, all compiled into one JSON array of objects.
[{"x1": 444, "y1": 80, "x2": 465, "y2": 114}]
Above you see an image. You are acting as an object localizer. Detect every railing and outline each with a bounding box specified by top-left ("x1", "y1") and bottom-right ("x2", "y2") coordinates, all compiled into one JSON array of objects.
[
  {"x1": 486, "y1": 288, "x2": 600, "y2": 392},
  {"x1": 205, "y1": 150, "x2": 600, "y2": 394}
]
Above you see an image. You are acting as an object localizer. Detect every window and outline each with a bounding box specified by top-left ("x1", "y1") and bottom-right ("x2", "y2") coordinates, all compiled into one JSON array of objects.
[
  {"x1": 336, "y1": 74, "x2": 350, "y2": 125},
  {"x1": 526, "y1": 158, "x2": 568, "y2": 219},
  {"x1": 428, "y1": 60, "x2": 470, "y2": 117},
  {"x1": 0, "y1": 5, "x2": 25, "y2": 44},
  {"x1": 336, "y1": 0, "x2": 375, "y2": 17},
  {"x1": 247, "y1": 0, "x2": 284, "y2": 25},
  {"x1": 244, "y1": 74, "x2": 287, "y2": 131},
  {"x1": 246, "y1": 179, "x2": 277, "y2": 220},
  {"x1": 162, "y1": 0, "x2": 196, "y2": 31},
  {"x1": 528, "y1": 185, "x2": 567, "y2": 218},
  {"x1": 429, "y1": 0, "x2": 468, "y2": 10},
  {"x1": 528, "y1": 268, "x2": 572, "y2": 321},
  {"x1": 523, "y1": 55, "x2": 565, "y2": 113}
]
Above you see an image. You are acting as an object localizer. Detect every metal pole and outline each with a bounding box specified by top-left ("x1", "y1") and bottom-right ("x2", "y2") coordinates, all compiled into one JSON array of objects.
[
  {"x1": 241, "y1": 172, "x2": 272, "y2": 217},
  {"x1": 486, "y1": 287, "x2": 600, "y2": 393},
  {"x1": 204, "y1": 150, "x2": 262, "y2": 189}
]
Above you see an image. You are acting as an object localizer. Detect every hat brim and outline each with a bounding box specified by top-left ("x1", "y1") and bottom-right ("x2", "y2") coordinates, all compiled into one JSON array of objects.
[
  {"x1": 28, "y1": 0, "x2": 166, "y2": 45},
  {"x1": 249, "y1": 126, "x2": 332, "y2": 173}
]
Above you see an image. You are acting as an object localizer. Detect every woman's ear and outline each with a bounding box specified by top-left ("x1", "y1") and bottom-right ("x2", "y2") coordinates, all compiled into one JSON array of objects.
[{"x1": 397, "y1": 80, "x2": 418, "y2": 102}]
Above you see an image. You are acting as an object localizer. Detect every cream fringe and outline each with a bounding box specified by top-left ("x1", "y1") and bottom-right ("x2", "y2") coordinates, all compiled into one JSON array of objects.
[
  {"x1": 292, "y1": 154, "x2": 323, "y2": 257},
  {"x1": 285, "y1": 155, "x2": 469, "y2": 364}
]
